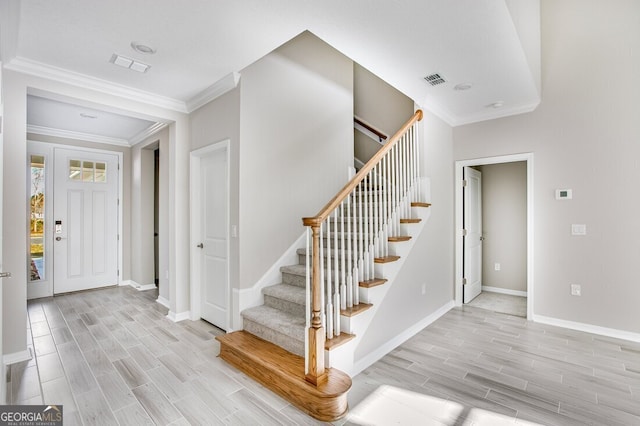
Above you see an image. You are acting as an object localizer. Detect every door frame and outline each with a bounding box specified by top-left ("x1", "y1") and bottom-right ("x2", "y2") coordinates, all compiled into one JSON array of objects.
[
  {"x1": 26, "y1": 141, "x2": 124, "y2": 298},
  {"x1": 455, "y1": 153, "x2": 534, "y2": 319},
  {"x1": 189, "y1": 139, "x2": 231, "y2": 326}
]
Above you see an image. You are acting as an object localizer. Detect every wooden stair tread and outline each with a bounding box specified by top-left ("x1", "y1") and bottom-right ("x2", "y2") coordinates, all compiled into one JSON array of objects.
[
  {"x1": 325, "y1": 332, "x2": 356, "y2": 350},
  {"x1": 359, "y1": 278, "x2": 387, "y2": 288},
  {"x1": 400, "y1": 218, "x2": 421, "y2": 224},
  {"x1": 388, "y1": 235, "x2": 411, "y2": 242},
  {"x1": 411, "y1": 202, "x2": 432, "y2": 208},
  {"x1": 374, "y1": 255, "x2": 400, "y2": 263},
  {"x1": 217, "y1": 331, "x2": 351, "y2": 421},
  {"x1": 340, "y1": 303, "x2": 372, "y2": 317}
]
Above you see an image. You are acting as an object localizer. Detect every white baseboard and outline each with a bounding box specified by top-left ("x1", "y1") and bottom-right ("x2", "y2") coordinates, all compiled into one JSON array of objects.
[
  {"x1": 156, "y1": 296, "x2": 170, "y2": 309},
  {"x1": 167, "y1": 310, "x2": 191, "y2": 323},
  {"x1": 350, "y1": 300, "x2": 454, "y2": 376},
  {"x1": 119, "y1": 279, "x2": 132, "y2": 287},
  {"x1": 482, "y1": 286, "x2": 527, "y2": 297},
  {"x1": 533, "y1": 314, "x2": 640, "y2": 343},
  {"x1": 124, "y1": 280, "x2": 157, "y2": 291},
  {"x1": 3, "y1": 348, "x2": 32, "y2": 365}
]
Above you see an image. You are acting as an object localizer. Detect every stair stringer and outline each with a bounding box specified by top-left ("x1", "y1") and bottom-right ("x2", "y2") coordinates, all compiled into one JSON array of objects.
[{"x1": 325, "y1": 178, "x2": 432, "y2": 375}]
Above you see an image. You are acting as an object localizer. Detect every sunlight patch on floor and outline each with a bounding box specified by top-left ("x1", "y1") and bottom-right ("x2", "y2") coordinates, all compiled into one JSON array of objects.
[{"x1": 347, "y1": 385, "x2": 544, "y2": 425}]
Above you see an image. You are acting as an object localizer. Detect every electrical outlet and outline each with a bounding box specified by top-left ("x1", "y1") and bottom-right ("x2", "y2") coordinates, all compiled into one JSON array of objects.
[
  {"x1": 571, "y1": 284, "x2": 581, "y2": 296},
  {"x1": 494, "y1": 263, "x2": 501, "y2": 271}
]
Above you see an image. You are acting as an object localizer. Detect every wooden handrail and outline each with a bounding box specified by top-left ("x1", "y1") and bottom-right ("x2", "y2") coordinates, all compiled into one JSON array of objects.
[
  {"x1": 354, "y1": 116, "x2": 388, "y2": 141},
  {"x1": 302, "y1": 109, "x2": 423, "y2": 386},
  {"x1": 303, "y1": 109, "x2": 423, "y2": 227}
]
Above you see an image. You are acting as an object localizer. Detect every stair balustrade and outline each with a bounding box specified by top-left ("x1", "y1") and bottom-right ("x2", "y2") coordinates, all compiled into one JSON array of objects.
[{"x1": 302, "y1": 110, "x2": 424, "y2": 385}]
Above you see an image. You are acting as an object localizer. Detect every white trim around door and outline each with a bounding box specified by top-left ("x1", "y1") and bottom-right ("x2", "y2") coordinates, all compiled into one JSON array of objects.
[
  {"x1": 189, "y1": 139, "x2": 231, "y2": 330},
  {"x1": 26, "y1": 141, "x2": 124, "y2": 299},
  {"x1": 455, "y1": 153, "x2": 534, "y2": 319}
]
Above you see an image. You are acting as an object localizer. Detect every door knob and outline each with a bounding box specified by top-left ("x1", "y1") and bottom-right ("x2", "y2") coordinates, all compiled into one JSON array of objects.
[
  {"x1": 197, "y1": 243, "x2": 204, "y2": 249},
  {"x1": 0, "y1": 272, "x2": 11, "y2": 278},
  {"x1": 55, "y1": 236, "x2": 65, "y2": 241}
]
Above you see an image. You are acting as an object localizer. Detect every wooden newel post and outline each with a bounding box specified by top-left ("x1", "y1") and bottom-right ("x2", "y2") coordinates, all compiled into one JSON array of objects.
[{"x1": 304, "y1": 221, "x2": 327, "y2": 386}]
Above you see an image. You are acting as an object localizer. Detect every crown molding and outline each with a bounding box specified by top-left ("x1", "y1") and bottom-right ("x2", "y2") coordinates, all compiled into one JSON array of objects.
[
  {"x1": 186, "y1": 72, "x2": 240, "y2": 113},
  {"x1": 130, "y1": 121, "x2": 168, "y2": 146},
  {"x1": 27, "y1": 124, "x2": 130, "y2": 147},
  {"x1": 6, "y1": 56, "x2": 188, "y2": 113}
]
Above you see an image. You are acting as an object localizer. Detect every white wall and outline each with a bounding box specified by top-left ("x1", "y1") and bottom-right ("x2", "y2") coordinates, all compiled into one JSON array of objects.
[
  {"x1": 0, "y1": 63, "x2": 5, "y2": 403},
  {"x1": 238, "y1": 31, "x2": 354, "y2": 289},
  {"x1": 454, "y1": 0, "x2": 640, "y2": 334},
  {"x1": 478, "y1": 162, "x2": 527, "y2": 293},
  {"x1": 355, "y1": 108, "x2": 454, "y2": 359}
]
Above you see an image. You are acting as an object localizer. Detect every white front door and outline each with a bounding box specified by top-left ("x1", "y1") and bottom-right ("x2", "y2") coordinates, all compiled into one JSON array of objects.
[
  {"x1": 463, "y1": 167, "x2": 482, "y2": 303},
  {"x1": 53, "y1": 148, "x2": 119, "y2": 294},
  {"x1": 197, "y1": 143, "x2": 229, "y2": 330}
]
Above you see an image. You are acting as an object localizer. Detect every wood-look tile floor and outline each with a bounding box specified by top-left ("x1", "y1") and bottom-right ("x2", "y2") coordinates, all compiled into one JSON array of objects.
[{"x1": 8, "y1": 286, "x2": 640, "y2": 425}]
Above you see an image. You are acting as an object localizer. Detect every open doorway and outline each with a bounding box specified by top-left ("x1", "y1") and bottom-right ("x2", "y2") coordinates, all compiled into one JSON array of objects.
[{"x1": 455, "y1": 153, "x2": 534, "y2": 319}]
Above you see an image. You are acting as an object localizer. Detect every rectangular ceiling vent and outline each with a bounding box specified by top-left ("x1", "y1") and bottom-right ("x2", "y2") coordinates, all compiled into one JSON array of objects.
[{"x1": 424, "y1": 73, "x2": 446, "y2": 86}]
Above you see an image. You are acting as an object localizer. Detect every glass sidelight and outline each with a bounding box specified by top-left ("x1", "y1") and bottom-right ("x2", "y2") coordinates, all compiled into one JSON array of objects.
[{"x1": 30, "y1": 155, "x2": 46, "y2": 281}]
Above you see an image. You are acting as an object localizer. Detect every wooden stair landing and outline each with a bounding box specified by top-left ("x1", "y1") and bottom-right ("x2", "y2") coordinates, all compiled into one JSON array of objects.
[{"x1": 217, "y1": 331, "x2": 352, "y2": 422}]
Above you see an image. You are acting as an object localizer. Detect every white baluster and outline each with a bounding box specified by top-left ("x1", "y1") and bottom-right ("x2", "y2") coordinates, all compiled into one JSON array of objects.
[
  {"x1": 326, "y1": 216, "x2": 333, "y2": 340},
  {"x1": 305, "y1": 227, "x2": 310, "y2": 375},
  {"x1": 363, "y1": 179, "x2": 370, "y2": 281},
  {"x1": 319, "y1": 222, "x2": 325, "y2": 330},
  {"x1": 339, "y1": 204, "x2": 346, "y2": 311},
  {"x1": 334, "y1": 291, "x2": 341, "y2": 336},
  {"x1": 346, "y1": 192, "x2": 353, "y2": 309}
]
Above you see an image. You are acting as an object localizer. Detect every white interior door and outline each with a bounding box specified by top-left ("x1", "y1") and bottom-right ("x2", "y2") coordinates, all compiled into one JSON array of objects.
[
  {"x1": 198, "y1": 144, "x2": 229, "y2": 330},
  {"x1": 463, "y1": 167, "x2": 482, "y2": 303},
  {"x1": 53, "y1": 148, "x2": 119, "y2": 294}
]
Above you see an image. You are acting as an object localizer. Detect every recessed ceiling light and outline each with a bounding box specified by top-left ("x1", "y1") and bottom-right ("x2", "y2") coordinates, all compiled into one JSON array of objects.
[
  {"x1": 487, "y1": 101, "x2": 505, "y2": 109},
  {"x1": 454, "y1": 83, "x2": 473, "y2": 91},
  {"x1": 79, "y1": 113, "x2": 98, "y2": 119},
  {"x1": 131, "y1": 41, "x2": 156, "y2": 55},
  {"x1": 110, "y1": 54, "x2": 151, "y2": 73}
]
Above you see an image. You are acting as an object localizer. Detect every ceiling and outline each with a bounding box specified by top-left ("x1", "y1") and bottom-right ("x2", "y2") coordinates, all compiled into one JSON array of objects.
[{"x1": 1, "y1": 0, "x2": 541, "y2": 144}]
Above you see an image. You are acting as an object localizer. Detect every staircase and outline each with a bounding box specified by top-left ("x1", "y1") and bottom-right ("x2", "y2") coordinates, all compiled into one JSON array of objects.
[{"x1": 217, "y1": 110, "x2": 427, "y2": 421}]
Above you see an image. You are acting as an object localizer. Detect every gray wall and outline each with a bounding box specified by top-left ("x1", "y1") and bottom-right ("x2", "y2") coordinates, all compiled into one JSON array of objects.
[
  {"x1": 238, "y1": 31, "x2": 354, "y2": 289},
  {"x1": 478, "y1": 162, "x2": 527, "y2": 293},
  {"x1": 190, "y1": 87, "x2": 240, "y2": 294},
  {"x1": 353, "y1": 64, "x2": 414, "y2": 163},
  {"x1": 454, "y1": 0, "x2": 640, "y2": 333}
]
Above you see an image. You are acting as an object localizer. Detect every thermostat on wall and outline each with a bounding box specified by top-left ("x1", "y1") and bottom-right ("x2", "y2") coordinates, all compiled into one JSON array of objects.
[{"x1": 555, "y1": 189, "x2": 572, "y2": 200}]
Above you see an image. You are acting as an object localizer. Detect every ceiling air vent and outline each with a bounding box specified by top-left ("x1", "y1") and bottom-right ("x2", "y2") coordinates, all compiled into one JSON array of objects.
[{"x1": 424, "y1": 73, "x2": 446, "y2": 86}]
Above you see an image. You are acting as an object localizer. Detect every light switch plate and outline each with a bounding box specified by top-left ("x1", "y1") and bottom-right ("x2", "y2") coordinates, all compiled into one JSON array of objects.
[{"x1": 571, "y1": 224, "x2": 587, "y2": 235}]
